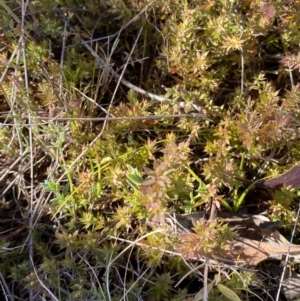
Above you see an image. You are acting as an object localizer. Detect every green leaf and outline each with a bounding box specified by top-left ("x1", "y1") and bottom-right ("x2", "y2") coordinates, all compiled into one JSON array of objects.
[
  {"x1": 186, "y1": 166, "x2": 204, "y2": 184},
  {"x1": 217, "y1": 284, "x2": 241, "y2": 301},
  {"x1": 100, "y1": 157, "x2": 113, "y2": 164},
  {"x1": 62, "y1": 182, "x2": 70, "y2": 196},
  {"x1": 193, "y1": 283, "x2": 214, "y2": 301},
  {"x1": 220, "y1": 198, "x2": 233, "y2": 211},
  {"x1": 16, "y1": 96, "x2": 29, "y2": 109},
  {"x1": 233, "y1": 180, "x2": 257, "y2": 212},
  {"x1": 126, "y1": 164, "x2": 143, "y2": 190}
]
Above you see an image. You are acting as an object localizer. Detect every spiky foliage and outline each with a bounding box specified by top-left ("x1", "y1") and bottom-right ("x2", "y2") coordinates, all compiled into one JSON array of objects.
[{"x1": 1, "y1": 0, "x2": 300, "y2": 300}]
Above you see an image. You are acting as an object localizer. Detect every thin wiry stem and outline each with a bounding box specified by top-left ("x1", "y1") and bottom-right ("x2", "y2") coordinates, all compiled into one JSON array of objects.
[
  {"x1": 56, "y1": 9, "x2": 166, "y2": 102},
  {"x1": 288, "y1": 63, "x2": 294, "y2": 88},
  {"x1": 30, "y1": 257, "x2": 59, "y2": 301},
  {"x1": 275, "y1": 200, "x2": 300, "y2": 301},
  {"x1": 0, "y1": 37, "x2": 22, "y2": 86},
  {"x1": 203, "y1": 259, "x2": 209, "y2": 301},
  {"x1": 108, "y1": 25, "x2": 143, "y2": 113},
  {"x1": 77, "y1": 0, "x2": 158, "y2": 46},
  {"x1": 240, "y1": 48, "x2": 244, "y2": 96},
  {"x1": 100, "y1": 25, "x2": 144, "y2": 138},
  {"x1": 0, "y1": 271, "x2": 14, "y2": 301},
  {"x1": 2, "y1": 112, "x2": 209, "y2": 126},
  {"x1": 19, "y1": 2, "x2": 35, "y2": 301},
  {"x1": 105, "y1": 230, "x2": 165, "y2": 301},
  {"x1": 59, "y1": 19, "x2": 68, "y2": 101}
]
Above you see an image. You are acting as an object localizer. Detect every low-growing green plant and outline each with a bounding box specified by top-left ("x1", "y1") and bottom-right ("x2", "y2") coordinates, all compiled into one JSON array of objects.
[{"x1": 3, "y1": 0, "x2": 300, "y2": 300}]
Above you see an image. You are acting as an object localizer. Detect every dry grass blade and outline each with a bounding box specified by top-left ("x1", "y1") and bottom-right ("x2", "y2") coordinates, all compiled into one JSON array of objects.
[
  {"x1": 56, "y1": 8, "x2": 166, "y2": 103},
  {"x1": 275, "y1": 202, "x2": 300, "y2": 301},
  {"x1": 2, "y1": 0, "x2": 300, "y2": 300},
  {"x1": 2, "y1": 113, "x2": 209, "y2": 125}
]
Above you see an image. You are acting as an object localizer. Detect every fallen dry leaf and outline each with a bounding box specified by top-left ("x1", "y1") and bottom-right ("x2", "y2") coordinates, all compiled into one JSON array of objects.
[
  {"x1": 168, "y1": 212, "x2": 300, "y2": 266},
  {"x1": 227, "y1": 238, "x2": 300, "y2": 266},
  {"x1": 256, "y1": 165, "x2": 300, "y2": 190}
]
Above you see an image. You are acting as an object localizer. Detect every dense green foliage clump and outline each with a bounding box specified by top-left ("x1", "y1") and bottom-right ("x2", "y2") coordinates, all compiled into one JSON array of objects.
[{"x1": 1, "y1": 0, "x2": 300, "y2": 300}]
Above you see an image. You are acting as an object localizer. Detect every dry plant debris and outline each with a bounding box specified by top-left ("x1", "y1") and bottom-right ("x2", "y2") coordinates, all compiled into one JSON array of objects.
[{"x1": 2, "y1": 0, "x2": 300, "y2": 300}]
